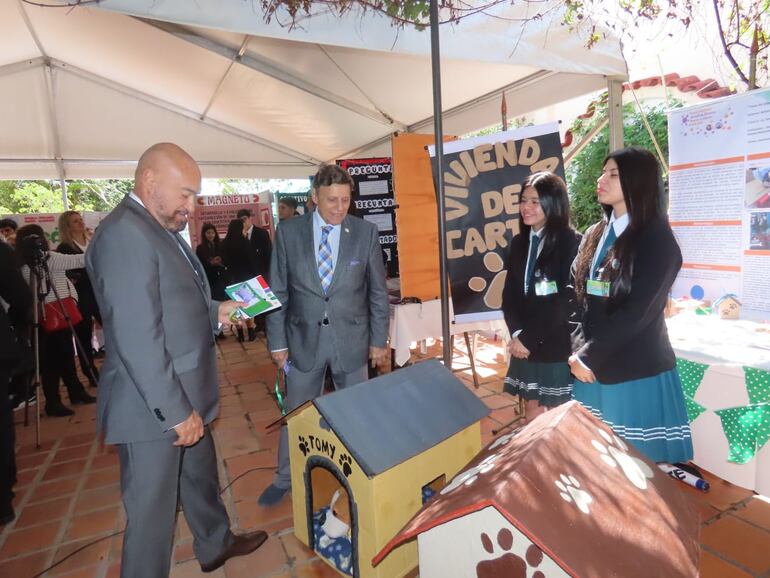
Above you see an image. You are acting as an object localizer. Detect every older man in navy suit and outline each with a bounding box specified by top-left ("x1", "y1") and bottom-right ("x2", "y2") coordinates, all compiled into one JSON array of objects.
[{"x1": 259, "y1": 164, "x2": 389, "y2": 506}]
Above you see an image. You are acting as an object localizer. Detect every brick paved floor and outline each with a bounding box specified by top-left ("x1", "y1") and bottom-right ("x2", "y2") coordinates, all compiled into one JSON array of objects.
[{"x1": 2, "y1": 332, "x2": 769, "y2": 577}]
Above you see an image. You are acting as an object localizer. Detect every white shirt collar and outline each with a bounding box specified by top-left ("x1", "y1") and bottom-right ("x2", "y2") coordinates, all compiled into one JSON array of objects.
[
  {"x1": 609, "y1": 212, "x2": 630, "y2": 236},
  {"x1": 129, "y1": 192, "x2": 145, "y2": 208},
  {"x1": 530, "y1": 227, "x2": 543, "y2": 240}
]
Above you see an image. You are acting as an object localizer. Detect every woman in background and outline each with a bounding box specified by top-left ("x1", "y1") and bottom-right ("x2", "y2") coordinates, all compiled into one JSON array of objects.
[
  {"x1": 570, "y1": 147, "x2": 692, "y2": 464},
  {"x1": 196, "y1": 223, "x2": 227, "y2": 302},
  {"x1": 222, "y1": 219, "x2": 260, "y2": 342},
  {"x1": 16, "y1": 225, "x2": 96, "y2": 417},
  {"x1": 501, "y1": 172, "x2": 581, "y2": 422},
  {"x1": 57, "y1": 211, "x2": 100, "y2": 388}
]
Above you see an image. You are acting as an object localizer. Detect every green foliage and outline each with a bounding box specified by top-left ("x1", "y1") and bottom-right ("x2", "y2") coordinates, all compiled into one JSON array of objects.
[
  {"x1": 260, "y1": 1, "x2": 767, "y2": 88},
  {"x1": 565, "y1": 99, "x2": 680, "y2": 232},
  {"x1": 0, "y1": 179, "x2": 132, "y2": 215},
  {"x1": 262, "y1": 0, "x2": 436, "y2": 28},
  {"x1": 0, "y1": 181, "x2": 63, "y2": 214}
]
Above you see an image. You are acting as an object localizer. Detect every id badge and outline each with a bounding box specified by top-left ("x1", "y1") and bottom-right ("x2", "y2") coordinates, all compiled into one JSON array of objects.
[
  {"x1": 535, "y1": 280, "x2": 558, "y2": 296},
  {"x1": 586, "y1": 279, "x2": 611, "y2": 297}
]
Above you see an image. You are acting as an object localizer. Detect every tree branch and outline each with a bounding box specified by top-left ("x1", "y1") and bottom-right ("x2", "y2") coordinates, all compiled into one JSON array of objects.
[{"x1": 714, "y1": 0, "x2": 749, "y2": 85}]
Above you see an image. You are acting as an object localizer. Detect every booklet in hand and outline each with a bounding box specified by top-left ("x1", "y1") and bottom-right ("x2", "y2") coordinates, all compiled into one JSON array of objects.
[{"x1": 225, "y1": 276, "x2": 281, "y2": 319}]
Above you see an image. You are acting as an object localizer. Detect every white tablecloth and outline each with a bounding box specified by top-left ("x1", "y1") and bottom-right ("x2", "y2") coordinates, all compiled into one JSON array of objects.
[
  {"x1": 389, "y1": 299, "x2": 508, "y2": 366},
  {"x1": 667, "y1": 314, "x2": 770, "y2": 495}
]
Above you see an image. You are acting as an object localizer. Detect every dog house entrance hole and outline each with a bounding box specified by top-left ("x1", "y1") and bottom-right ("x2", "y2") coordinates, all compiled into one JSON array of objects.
[
  {"x1": 309, "y1": 464, "x2": 356, "y2": 576},
  {"x1": 422, "y1": 474, "x2": 445, "y2": 505}
]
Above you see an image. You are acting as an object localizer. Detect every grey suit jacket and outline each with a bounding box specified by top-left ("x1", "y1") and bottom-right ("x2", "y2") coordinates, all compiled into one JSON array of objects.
[
  {"x1": 86, "y1": 196, "x2": 220, "y2": 443},
  {"x1": 266, "y1": 213, "x2": 389, "y2": 373}
]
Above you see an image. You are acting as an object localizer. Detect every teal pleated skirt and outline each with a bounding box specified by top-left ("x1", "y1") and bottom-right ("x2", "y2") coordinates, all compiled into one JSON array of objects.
[
  {"x1": 572, "y1": 368, "x2": 694, "y2": 463},
  {"x1": 504, "y1": 357, "x2": 573, "y2": 407}
]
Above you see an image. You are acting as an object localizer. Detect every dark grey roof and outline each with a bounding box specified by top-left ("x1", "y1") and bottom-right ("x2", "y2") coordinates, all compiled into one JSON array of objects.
[{"x1": 314, "y1": 359, "x2": 489, "y2": 477}]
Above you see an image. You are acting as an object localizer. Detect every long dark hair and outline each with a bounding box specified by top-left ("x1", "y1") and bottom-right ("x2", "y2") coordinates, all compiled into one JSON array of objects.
[
  {"x1": 200, "y1": 222, "x2": 221, "y2": 248},
  {"x1": 519, "y1": 172, "x2": 572, "y2": 263},
  {"x1": 574, "y1": 147, "x2": 664, "y2": 307},
  {"x1": 222, "y1": 218, "x2": 251, "y2": 258},
  {"x1": 222, "y1": 219, "x2": 246, "y2": 247}
]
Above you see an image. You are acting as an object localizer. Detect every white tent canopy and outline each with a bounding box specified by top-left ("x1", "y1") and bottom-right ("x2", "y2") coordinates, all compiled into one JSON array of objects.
[{"x1": 0, "y1": 0, "x2": 627, "y2": 179}]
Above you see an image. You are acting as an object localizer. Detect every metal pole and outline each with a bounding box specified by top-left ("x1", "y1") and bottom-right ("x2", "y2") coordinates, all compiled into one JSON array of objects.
[
  {"x1": 60, "y1": 175, "x2": 68, "y2": 211},
  {"x1": 29, "y1": 270, "x2": 42, "y2": 448},
  {"x1": 429, "y1": 0, "x2": 451, "y2": 367}
]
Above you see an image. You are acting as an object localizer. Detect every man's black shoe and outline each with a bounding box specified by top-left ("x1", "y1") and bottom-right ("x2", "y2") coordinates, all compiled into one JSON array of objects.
[
  {"x1": 200, "y1": 530, "x2": 268, "y2": 573},
  {"x1": 0, "y1": 508, "x2": 15, "y2": 526}
]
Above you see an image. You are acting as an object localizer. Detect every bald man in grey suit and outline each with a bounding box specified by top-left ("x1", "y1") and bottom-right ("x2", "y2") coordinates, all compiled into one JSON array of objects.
[
  {"x1": 86, "y1": 144, "x2": 267, "y2": 577},
  {"x1": 258, "y1": 164, "x2": 389, "y2": 506}
]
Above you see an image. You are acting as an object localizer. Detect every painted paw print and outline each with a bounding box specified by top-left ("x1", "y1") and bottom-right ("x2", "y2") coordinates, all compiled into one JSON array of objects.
[
  {"x1": 591, "y1": 428, "x2": 654, "y2": 490},
  {"x1": 468, "y1": 252, "x2": 507, "y2": 310},
  {"x1": 476, "y1": 528, "x2": 545, "y2": 578},
  {"x1": 298, "y1": 435, "x2": 309, "y2": 457},
  {"x1": 441, "y1": 454, "x2": 498, "y2": 495},
  {"x1": 338, "y1": 453, "x2": 353, "y2": 477},
  {"x1": 555, "y1": 473, "x2": 593, "y2": 514}
]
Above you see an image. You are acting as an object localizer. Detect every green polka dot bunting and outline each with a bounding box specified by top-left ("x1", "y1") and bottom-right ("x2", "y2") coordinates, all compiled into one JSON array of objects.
[
  {"x1": 684, "y1": 396, "x2": 707, "y2": 423},
  {"x1": 676, "y1": 358, "x2": 709, "y2": 398},
  {"x1": 744, "y1": 367, "x2": 770, "y2": 404},
  {"x1": 715, "y1": 404, "x2": 770, "y2": 464}
]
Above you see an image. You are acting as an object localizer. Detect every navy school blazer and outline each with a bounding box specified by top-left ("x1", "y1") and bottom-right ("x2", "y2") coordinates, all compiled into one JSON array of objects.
[{"x1": 501, "y1": 227, "x2": 582, "y2": 363}]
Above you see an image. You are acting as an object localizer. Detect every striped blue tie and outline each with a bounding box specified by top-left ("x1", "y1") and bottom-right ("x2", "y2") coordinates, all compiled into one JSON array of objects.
[{"x1": 318, "y1": 225, "x2": 334, "y2": 293}]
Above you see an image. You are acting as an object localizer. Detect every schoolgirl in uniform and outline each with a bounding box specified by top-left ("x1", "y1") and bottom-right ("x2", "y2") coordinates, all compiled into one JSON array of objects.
[
  {"x1": 570, "y1": 147, "x2": 692, "y2": 463},
  {"x1": 501, "y1": 172, "x2": 581, "y2": 422}
]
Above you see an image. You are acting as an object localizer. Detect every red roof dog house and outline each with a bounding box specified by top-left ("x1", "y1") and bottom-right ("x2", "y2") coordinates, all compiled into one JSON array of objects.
[{"x1": 375, "y1": 401, "x2": 700, "y2": 578}]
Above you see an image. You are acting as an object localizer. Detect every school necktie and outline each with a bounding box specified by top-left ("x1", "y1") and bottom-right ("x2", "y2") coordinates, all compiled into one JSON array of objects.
[
  {"x1": 317, "y1": 225, "x2": 334, "y2": 293},
  {"x1": 524, "y1": 235, "x2": 540, "y2": 293},
  {"x1": 591, "y1": 224, "x2": 617, "y2": 279}
]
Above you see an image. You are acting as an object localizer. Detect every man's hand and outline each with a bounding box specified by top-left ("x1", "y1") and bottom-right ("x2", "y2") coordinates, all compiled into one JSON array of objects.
[
  {"x1": 508, "y1": 337, "x2": 530, "y2": 359},
  {"x1": 569, "y1": 355, "x2": 596, "y2": 383},
  {"x1": 218, "y1": 300, "x2": 243, "y2": 326},
  {"x1": 271, "y1": 349, "x2": 289, "y2": 368},
  {"x1": 369, "y1": 346, "x2": 388, "y2": 368},
  {"x1": 173, "y1": 410, "x2": 204, "y2": 447}
]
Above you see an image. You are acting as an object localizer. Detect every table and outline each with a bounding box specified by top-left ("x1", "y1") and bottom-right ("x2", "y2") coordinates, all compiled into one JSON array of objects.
[
  {"x1": 667, "y1": 313, "x2": 770, "y2": 496},
  {"x1": 389, "y1": 299, "x2": 509, "y2": 367}
]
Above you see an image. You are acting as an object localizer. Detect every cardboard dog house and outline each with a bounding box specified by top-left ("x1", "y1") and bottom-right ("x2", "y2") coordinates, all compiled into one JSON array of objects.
[
  {"x1": 286, "y1": 360, "x2": 490, "y2": 578},
  {"x1": 375, "y1": 401, "x2": 700, "y2": 578}
]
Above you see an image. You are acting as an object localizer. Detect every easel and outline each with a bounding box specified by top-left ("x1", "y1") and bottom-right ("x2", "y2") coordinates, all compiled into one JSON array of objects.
[
  {"x1": 446, "y1": 331, "x2": 480, "y2": 389},
  {"x1": 492, "y1": 339, "x2": 527, "y2": 434}
]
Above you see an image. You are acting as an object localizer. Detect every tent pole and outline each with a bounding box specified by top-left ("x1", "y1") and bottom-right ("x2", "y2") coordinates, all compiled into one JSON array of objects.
[
  {"x1": 60, "y1": 173, "x2": 68, "y2": 211},
  {"x1": 57, "y1": 168, "x2": 70, "y2": 211},
  {"x1": 607, "y1": 77, "x2": 624, "y2": 151},
  {"x1": 429, "y1": 0, "x2": 451, "y2": 367}
]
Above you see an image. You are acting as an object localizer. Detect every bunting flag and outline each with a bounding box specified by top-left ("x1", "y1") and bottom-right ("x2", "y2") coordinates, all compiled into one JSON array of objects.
[
  {"x1": 676, "y1": 358, "x2": 709, "y2": 398},
  {"x1": 744, "y1": 367, "x2": 770, "y2": 405},
  {"x1": 715, "y1": 405, "x2": 770, "y2": 464},
  {"x1": 684, "y1": 396, "x2": 707, "y2": 424}
]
